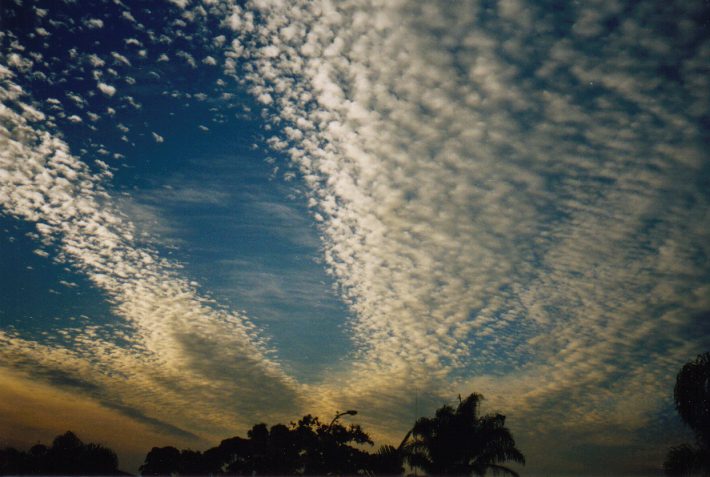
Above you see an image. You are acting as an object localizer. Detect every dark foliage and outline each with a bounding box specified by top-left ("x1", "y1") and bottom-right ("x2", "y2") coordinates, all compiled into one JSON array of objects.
[
  {"x1": 139, "y1": 397, "x2": 522, "y2": 476},
  {"x1": 140, "y1": 412, "x2": 379, "y2": 476},
  {"x1": 0, "y1": 431, "x2": 119, "y2": 475},
  {"x1": 369, "y1": 444, "x2": 406, "y2": 476},
  {"x1": 404, "y1": 393, "x2": 524, "y2": 477},
  {"x1": 664, "y1": 444, "x2": 706, "y2": 477},
  {"x1": 674, "y1": 353, "x2": 710, "y2": 447},
  {"x1": 665, "y1": 352, "x2": 710, "y2": 477},
  {"x1": 3, "y1": 395, "x2": 523, "y2": 476}
]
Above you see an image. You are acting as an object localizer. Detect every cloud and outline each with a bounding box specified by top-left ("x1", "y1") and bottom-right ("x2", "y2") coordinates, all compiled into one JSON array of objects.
[
  {"x1": 111, "y1": 52, "x2": 131, "y2": 66},
  {"x1": 176, "y1": 51, "x2": 197, "y2": 68},
  {"x1": 84, "y1": 18, "x2": 104, "y2": 29},
  {"x1": 97, "y1": 82, "x2": 116, "y2": 97},
  {"x1": 151, "y1": 131, "x2": 164, "y2": 143},
  {"x1": 226, "y1": 0, "x2": 710, "y2": 466},
  {"x1": 1, "y1": 0, "x2": 708, "y2": 473},
  {"x1": 0, "y1": 368, "x2": 201, "y2": 472},
  {"x1": 0, "y1": 74, "x2": 301, "y2": 441},
  {"x1": 87, "y1": 54, "x2": 105, "y2": 67},
  {"x1": 167, "y1": 0, "x2": 190, "y2": 9},
  {"x1": 121, "y1": 11, "x2": 137, "y2": 23}
]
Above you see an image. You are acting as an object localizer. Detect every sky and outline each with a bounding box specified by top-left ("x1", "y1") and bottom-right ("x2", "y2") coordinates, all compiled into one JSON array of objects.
[{"x1": 0, "y1": 0, "x2": 709, "y2": 475}]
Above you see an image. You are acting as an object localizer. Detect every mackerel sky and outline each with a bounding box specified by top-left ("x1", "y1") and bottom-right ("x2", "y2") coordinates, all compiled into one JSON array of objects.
[{"x1": 1, "y1": 0, "x2": 709, "y2": 474}]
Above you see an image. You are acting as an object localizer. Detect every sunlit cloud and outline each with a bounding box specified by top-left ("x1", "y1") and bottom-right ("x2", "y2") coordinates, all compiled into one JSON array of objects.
[
  {"x1": 225, "y1": 0, "x2": 710, "y2": 453},
  {"x1": 1, "y1": 0, "x2": 708, "y2": 474},
  {"x1": 0, "y1": 67, "x2": 300, "y2": 438}
]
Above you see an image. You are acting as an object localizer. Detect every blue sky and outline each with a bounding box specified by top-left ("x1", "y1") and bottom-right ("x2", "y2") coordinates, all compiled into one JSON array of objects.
[{"x1": 1, "y1": 0, "x2": 709, "y2": 474}]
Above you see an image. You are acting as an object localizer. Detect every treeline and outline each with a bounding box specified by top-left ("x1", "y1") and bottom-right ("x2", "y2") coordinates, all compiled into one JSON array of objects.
[
  {"x1": 2, "y1": 354, "x2": 707, "y2": 477},
  {"x1": 140, "y1": 413, "x2": 402, "y2": 476},
  {"x1": 0, "y1": 393, "x2": 525, "y2": 476},
  {"x1": 0, "y1": 431, "x2": 121, "y2": 475}
]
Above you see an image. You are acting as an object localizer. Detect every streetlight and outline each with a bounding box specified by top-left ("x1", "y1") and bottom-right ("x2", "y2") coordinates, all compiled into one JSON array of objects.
[{"x1": 329, "y1": 409, "x2": 358, "y2": 428}]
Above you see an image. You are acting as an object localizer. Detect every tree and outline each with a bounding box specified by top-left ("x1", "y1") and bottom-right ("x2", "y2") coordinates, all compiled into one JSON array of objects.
[
  {"x1": 139, "y1": 412, "x2": 377, "y2": 476},
  {"x1": 0, "y1": 431, "x2": 119, "y2": 476},
  {"x1": 222, "y1": 423, "x2": 301, "y2": 475},
  {"x1": 140, "y1": 446, "x2": 181, "y2": 476},
  {"x1": 369, "y1": 445, "x2": 406, "y2": 475},
  {"x1": 291, "y1": 413, "x2": 373, "y2": 475},
  {"x1": 405, "y1": 393, "x2": 525, "y2": 477},
  {"x1": 674, "y1": 353, "x2": 710, "y2": 447},
  {"x1": 665, "y1": 352, "x2": 710, "y2": 477},
  {"x1": 80, "y1": 443, "x2": 119, "y2": 475},
  {"x1": 664, "y1": 444, "x2": 705, "y2": 477}
]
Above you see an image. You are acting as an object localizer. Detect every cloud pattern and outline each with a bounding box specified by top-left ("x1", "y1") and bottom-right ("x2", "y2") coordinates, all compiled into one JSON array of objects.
[
  {"x1": 0, "y1": 58, "x2": 299, "y2": 439},
  {"x1": 1, "y1": 0, "x2": 709, "y2": 472}
]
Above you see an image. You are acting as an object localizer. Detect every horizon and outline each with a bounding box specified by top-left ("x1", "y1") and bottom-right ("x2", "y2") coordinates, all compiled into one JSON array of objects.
[{"x1": 1, "y1": 0, "x2": 709, "y2": 475}]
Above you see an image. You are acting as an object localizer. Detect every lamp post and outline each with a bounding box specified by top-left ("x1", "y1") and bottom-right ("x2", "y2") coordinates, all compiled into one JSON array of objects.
[{"x1": 329, "y1": 409, "x2": 357, "y2": 428}]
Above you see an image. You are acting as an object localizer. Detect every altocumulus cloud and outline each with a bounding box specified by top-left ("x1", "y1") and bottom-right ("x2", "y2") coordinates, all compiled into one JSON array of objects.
[
  {"x1": 224, "y1": 0, "x2": 710, "y2": 464},
  {"x1": 0, "y1": 66, "x2": 300, "y2": 439},
  {"x1": 1, "y1": 0, "x2": 709, "y2": 474}
]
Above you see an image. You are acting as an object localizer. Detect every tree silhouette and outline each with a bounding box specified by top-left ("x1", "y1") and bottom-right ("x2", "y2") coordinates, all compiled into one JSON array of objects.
[
  {"x1": 675, "y1": 353, "x2": 710, "y2": 447},
  {"x1": 369, "y1": 444, "x2": 406, "y2": 475},
  {"x1": 140, "y1": 446, "x2": 181, "y2": 476},
  {"x1": 140, "y1": 412, "x2": 377, "y2": 476},
  {"x1": 405, "y1": 393, "x2": 525, "y2": 477},
  {"x1": 294, "y1": 413, "x2": 373, "y2": 475},
  {"x1": 0, "y1": 431, "x2": 119, "y2": 475},
  {"x1": 665, "y1": 352, "x2": 710, "y2": 476},
  {"x1": 221, "y1": 423, "x2": 301, "y2": 475}
]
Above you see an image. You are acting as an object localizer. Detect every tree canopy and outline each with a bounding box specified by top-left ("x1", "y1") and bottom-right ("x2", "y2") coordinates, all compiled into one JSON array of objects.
[
  {"x1": 664, "y1": 352, "x2": 710, "y2": 477},
  {"x1": 140, "y1": 396, "x2": 523, "y2": 476},
  {"x1": 141, "y1": 412, "x2": 385, "y2": 476},
  {"x1": 0, "y1": 431, "x2": 119, "y2": 475},
  {"x1": 405, "y1": 393, "x2": 525, "y2": 477},
  {"x1": 2, "y1": 394, "x2": 524, "y2": 476}
]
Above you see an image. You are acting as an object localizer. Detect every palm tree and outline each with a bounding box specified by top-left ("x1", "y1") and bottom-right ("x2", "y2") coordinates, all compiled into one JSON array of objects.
[
  {"x1": 369, "y1": 445, "x2": 406, "y2": 475},
  {"x1": 405, "y1": 393, "x2": 525, "y2": 477}
]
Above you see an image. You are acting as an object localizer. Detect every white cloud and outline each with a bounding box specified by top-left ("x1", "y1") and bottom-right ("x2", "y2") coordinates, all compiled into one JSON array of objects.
[
  {"x1": 7, "y1": 53, "x2": 33, "y2": 72},
  {"x1": 87, "y1": 54, "x2": 105, "y2": 67},
  {"x1": 121, "y1": 11, "x2": 136, "y2": 23},
  {"x1": 1, "y1": 1, "x2": 708, "y2": 471},
  {"x1": 226, "y1": 0, "x2": 710, "y2": 456},
  {"x1": 97, "y1": 82, "x2": 116, "y2": 96},
  {"x1": 176, "y1": 50, "x2": 197, "y2": 68},
  {"x1": 111, "y1": 52, "x2": 131, "y2": 66},
  {"x1": 84, "y1": 18, "x2": 104, "y2": 29},
  {"x1": 0, "y1": 76, "x2": 300, "y2": 438},
  {"x1": 151, "y1": 132, "x2": 164, "y2": 143},
  {"x1": 167, "y1": 0, "x2": 190, "y2": 8}
]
